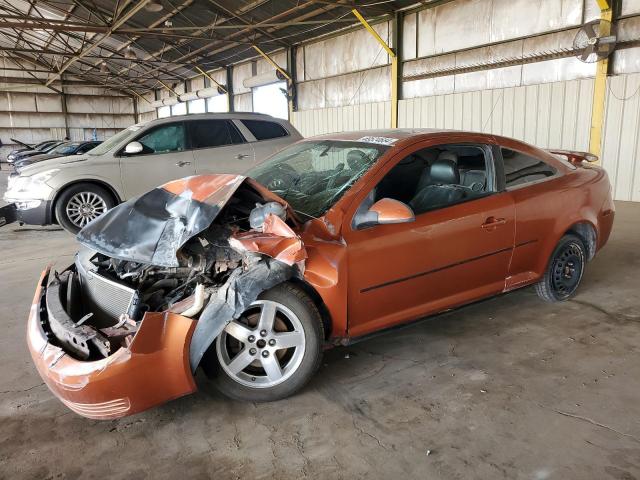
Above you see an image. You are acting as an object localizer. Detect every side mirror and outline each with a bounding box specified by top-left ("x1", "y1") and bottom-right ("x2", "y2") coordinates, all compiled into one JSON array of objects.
[
  {"x1": 124, "y1": 141, "x2": 143, "y2": 155},
  {"x1": 353, "y1": 198, "x2": 415, "y2": 229}
]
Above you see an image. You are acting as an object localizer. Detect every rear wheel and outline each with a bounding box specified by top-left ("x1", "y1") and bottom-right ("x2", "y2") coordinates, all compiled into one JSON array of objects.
[
  {"x1": 211, "y1": 283, "x2": 323, "y2": 402},
  {"x1": 55, "y1": 183, "x2": 115, "y2": 234},
  {"x1": 535, "y1": 234, "x2": 586, "y2": 302}
]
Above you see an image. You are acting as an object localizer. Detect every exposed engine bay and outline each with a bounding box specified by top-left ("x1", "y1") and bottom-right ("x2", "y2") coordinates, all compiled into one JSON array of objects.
[{"x1": 43, "y1": 177, "x2": 305, "y2": 366}]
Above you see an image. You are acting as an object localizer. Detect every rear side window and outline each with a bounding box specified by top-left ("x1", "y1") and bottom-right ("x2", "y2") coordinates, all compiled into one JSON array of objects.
[
  {"x1": 501, "y1": 148, "x2": 557, "y2": 188},
  {"x1": 189, "y1": 120, "x2": 245, "y2": 149},
  {"x1": 241, "y1": 119, "x2": 288, "y2": 141}
]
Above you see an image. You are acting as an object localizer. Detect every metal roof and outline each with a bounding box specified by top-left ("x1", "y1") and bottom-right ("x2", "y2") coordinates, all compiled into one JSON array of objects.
[{"x1": 0, "y1": 0, "x2": 420, "y2": 96}]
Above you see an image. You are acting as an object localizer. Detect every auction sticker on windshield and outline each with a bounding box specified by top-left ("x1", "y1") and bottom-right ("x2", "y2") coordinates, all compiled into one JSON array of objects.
[{"x1": 357, "y1": 136, "x2": 397, "y2": 146}]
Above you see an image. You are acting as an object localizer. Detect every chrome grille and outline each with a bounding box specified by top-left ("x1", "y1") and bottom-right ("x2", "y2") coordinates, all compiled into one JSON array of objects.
[{"x1": 75, "y1": 252, "x2": 138, "y2": 323}]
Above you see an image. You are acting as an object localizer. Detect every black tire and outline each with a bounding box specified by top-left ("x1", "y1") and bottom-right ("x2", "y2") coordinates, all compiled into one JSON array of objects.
[
  {"x1": 54, "y1": 183, "x2": 116, "y2": 234},
  {"x1": 210, "y1": 283, "x2": 324, "y2": 402},
  {"x1": 535, "y1": 234, "x2": 586, "y2": 302}
]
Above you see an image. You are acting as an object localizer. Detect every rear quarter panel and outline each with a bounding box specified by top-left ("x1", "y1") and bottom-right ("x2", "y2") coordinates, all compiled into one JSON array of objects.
[{"x1": 506, "y1": 165, "x2": 612, "y2": 289}]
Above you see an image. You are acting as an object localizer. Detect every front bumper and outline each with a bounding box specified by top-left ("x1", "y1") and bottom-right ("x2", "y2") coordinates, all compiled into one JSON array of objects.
[
  {"x1": 0, "y1": 201, "x2": 53, "y2": 227},
  {"x1": 27, "y1": 268, "x2": 198, "y2": 419},
  {"x1": 0, "y1": 203, "x2": 18, "y2": 227}
]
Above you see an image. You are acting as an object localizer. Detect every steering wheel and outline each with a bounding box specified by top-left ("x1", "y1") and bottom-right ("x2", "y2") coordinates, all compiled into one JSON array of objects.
[
  {"x1": 469, "y1": 181, "x2": 485, "y2": 193},
  {"x1": 326, "y1": 163, "x2": 345, "y2": 190},
  {"x1": 266, "y1": 164, "x2": 298, "y2": 191}
]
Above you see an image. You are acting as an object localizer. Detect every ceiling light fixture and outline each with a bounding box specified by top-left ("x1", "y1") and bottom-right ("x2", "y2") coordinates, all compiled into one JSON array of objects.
[
  {"x1": 145, "y1": 0, "x2": 163, "y2": 12},
  {"x1": 124, "y1": 46, "x2": 137, "y2": 60},
  {"x1": 100, "y1": 61, "x2": 109, "y2": 73}
]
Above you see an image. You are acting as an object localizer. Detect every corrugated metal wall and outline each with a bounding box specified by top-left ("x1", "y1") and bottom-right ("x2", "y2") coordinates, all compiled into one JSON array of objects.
[
  {"x1": 0, "y1": 56, "x2": 137, "y2": 158},
  {"x1": 290, "y1": 73, "x2": 640, "y2": 201},
  {"x1": 602, "y1": 73, "x2": 640, "y2": 201},
  {"x1": 291, "y1": 101, "x2": 391, "y2": 137},
  {"x1": 398, "y1": 79, "x2": 595, "y2": 151}
]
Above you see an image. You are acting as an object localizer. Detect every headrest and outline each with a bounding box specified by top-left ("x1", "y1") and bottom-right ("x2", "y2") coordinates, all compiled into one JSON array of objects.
[
  {"x1": 347, "y1": 149, "x2": 366, "y2": 169},
  {"x1": 437, "y1": 150, "x2": 458, "y2": 164},
  {"x1": 430, "y1": 159, "x2": 460, "y2": 185}
]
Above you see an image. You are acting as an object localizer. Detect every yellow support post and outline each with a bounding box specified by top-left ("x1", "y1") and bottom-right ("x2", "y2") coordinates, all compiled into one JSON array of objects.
[
  {"x1": 128, "y1": 88, "x2": 151, "y2": 104},
  {"x1": 589, "y1": 2, "x2": 612, "y2": 163},
  {"x1": 252, "y1": 45, "x2": 291, "y2": 81},
  {"x1": 195, "y1": 65, "x2": 227, "y2": 94},
  {"x1": 158, "y1": 80, "x2": 179, "y2": 97},
  {"x1": 352, "y1": 9, "x2": 398, "y2": 128}
]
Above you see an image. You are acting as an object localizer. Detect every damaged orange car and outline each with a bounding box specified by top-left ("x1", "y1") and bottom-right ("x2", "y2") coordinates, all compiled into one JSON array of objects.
[{"x1": 27, "y1": 129, "x2": 615, "y2": 419}]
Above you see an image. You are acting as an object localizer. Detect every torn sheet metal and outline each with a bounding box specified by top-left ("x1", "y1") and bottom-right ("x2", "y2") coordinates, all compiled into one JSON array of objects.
[
  {"x1": 189, "y1": 258, "x2": 297, "y2": 370},
  {"x1": 230, "y1": 213, "x2": 307, "y2": 270},
  {"x1": 77, "y1": 175, "x2": 245, "y2": 268}
]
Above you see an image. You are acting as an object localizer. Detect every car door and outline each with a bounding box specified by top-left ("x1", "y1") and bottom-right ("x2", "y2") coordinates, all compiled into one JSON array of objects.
[
  {"x1": 343, "y1": 140, "x2": 516, "y2": 338},
  {"x1": 188, "y1": 119, "x2": 255, "y2": 174},
  {"x1": 119, "y1": 121, "x2": 195, "y2": 198}
]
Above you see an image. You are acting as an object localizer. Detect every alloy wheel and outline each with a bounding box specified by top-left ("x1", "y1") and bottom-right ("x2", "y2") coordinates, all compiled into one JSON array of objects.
[
  {"x1": 216, "y1": 300, "x2": 306, "y2": 388},
  {"x1": 65, "y1": 191, "x2": 108, "y2": 228}
]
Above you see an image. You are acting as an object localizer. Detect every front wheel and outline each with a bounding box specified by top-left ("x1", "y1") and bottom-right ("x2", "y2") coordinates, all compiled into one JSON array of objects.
[
  {"x1": 55, "y1": 183, "x2": 115, "y2": 234},
  {"x1": 535, "y1": 234, "x2": 586, "y2": 302},
  {"x1": 211, "y1": 283, "x2": 324, "y2": 402}
]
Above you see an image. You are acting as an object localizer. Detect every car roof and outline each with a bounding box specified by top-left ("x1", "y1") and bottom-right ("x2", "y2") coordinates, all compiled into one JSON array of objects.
[
  {"x1": 149, "y1": 111, "x2": 289, "y2": 126},
  {"x1": 307, "y1": 128, "x2": 488, "y2": 143}
]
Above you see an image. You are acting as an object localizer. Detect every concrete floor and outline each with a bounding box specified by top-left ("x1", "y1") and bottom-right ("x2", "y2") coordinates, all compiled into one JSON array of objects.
[{"x1": 1, "y1": 168, "x2": 639, "y2": 480}]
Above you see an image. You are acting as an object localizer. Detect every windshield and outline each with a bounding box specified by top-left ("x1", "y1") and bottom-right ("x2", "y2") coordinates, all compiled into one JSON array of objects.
[
  {"x1": 248, "y1": 140, "x2": 389, "y2": 218},
  {"x1": 35, "y1": 141, "x2": 51, "y2": 150},
  {"x1": 52, "y1": 143, "x2": 81, "y2": 155},
  {"x1": 87, "y1": 124, "x2": 142, "y2": 156}
]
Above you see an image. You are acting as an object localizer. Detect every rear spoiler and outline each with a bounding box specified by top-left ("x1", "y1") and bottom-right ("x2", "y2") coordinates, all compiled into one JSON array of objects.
[{"x1": 547, "y1": 149, "x2": 598, "y2": 165}]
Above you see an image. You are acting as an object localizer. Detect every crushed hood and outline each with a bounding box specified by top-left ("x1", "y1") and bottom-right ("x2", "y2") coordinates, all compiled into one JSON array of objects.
[{"x1": 76, "y1": 174, "x2": 295, "y2": 268}]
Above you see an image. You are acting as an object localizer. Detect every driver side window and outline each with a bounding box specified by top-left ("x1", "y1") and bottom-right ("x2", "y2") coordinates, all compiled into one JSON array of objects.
[
  {"x1": 374, "y1": 144, "x2": 494, "y2": 215},
  {"x1": 135, "y1": 123, "x2": 186, "y2": 155}
]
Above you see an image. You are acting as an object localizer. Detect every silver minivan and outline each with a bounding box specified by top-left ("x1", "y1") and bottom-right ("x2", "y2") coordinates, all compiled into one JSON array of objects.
[{"x1": 2, "y1": 112, "x2": 302, "y2": 233}]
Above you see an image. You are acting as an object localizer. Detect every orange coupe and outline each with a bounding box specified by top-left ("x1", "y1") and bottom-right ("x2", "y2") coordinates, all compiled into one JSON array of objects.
[{"x1": 27, "y1": 129, "x2": 614, "y2": 419}]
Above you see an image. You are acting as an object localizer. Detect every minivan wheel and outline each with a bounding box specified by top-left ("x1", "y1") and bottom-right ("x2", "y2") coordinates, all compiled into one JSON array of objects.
[
  {"x1": 535, "y1": 234, "x2": 586, "y2": 302},
  {"x1": 55, "y1": 183, "x2": 115, "y2": 234},
  {"x1": 211, "y1": 283, "x2": 324, "y2": 402}
]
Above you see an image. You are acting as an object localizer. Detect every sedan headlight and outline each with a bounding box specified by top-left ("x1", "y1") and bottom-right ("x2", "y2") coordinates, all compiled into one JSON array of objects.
[{"x1": 8, "y1": 169, "x2": 59, "y2": 194}]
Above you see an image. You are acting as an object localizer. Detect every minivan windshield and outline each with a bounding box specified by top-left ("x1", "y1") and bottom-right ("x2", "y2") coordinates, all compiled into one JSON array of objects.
[
  {"x1": 87, "y1": 124, "x2": 144, "y2": 156},
  {"x1": 248, "y1": 140, "x2": 389, "y2": 218}
]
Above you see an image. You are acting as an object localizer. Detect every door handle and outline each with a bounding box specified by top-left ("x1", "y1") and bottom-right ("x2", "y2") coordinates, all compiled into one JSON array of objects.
[
  {"x1": 481, "y1": 216, "x2": 507, "y2": 229},
  {"x1": 176, "y1": 160, "x2": 191, "y2": 167},
  {"x1": 236, "y1": 153, "x2": 250, "y2": 160}
]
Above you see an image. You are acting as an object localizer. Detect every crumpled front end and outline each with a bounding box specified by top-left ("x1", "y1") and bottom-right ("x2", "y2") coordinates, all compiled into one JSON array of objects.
[
  {"x1": 28, "y1": 174, "x2": 308, "y2": 419},
  {"x1": 28, "y1": 269, "x2": 197, "y2": 419}
]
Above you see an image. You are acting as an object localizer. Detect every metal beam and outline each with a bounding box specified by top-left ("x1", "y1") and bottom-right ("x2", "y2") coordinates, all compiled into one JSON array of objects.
[
  {"x1": 351, "y1": 8, "x2": 397, "y2": 128},
  {"x1": 226, "y1": 66, "x2": 233, "y2": 112},
  {"x1": 0, "y1": 20, "x2": 107, "y2": 32},
  {"x1": 252, "y1": 45, "x2": 291, "y2": 81},
  {"x1": 158, "y1": 79, "x2": 178, "y2": 96},
  {"x1": 45, "y1": 0, "x2": 149, "y2": 86},
  {"x1": 589, "y1": 3, "x2": 613, "y2": 161},
  {"x1": 195, "y1": 65, "x2": 227, "y2": 93},
  {"x1": 119, "y1": 18, "x2": 367, "y2": 31},
  {"x1": 128, "y1": 1, "x2": 339, "y2": 84}
]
